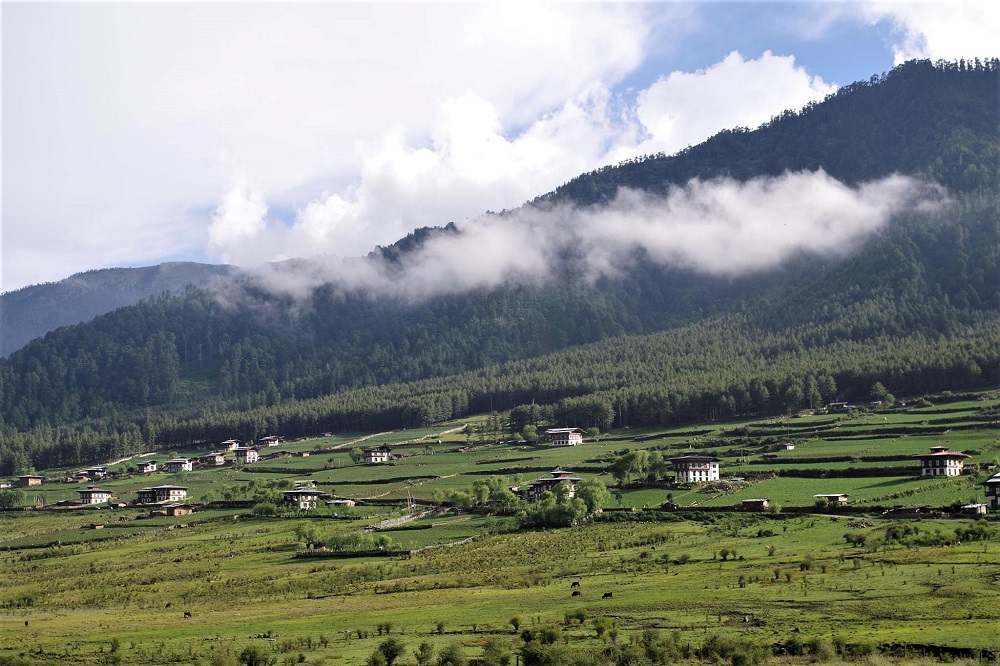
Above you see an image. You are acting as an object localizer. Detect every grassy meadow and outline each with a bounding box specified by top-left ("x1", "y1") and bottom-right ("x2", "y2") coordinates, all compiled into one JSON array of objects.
[{"x1": 2, "y1": 391, "x2": 999, "y2": 665}]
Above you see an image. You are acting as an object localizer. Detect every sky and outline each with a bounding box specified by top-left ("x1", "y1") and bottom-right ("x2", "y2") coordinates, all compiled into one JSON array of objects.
[{"x1": 2, "y1": 1, "x2": 999, "y2": 294}]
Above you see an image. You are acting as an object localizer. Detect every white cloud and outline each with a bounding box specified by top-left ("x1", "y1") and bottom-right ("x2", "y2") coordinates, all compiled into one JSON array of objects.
[
  {"x1": 242, "y1": 171, "x2": 948, "y2": 303},
  {"x1": 2, "y1": 3, "x2": 657, "y2": 291},
  {"x1": 206, "y1": 51, "x2": 837, "y2": 268},
  {"x1": 207, "y1": 178, "x2": 269, "y2": 264},
  {"x1": 853, "y1": 1, "x2": 1000, "y2": 63},
  {"x1": 629, "y1": 51, "x2": 836, "y2": 158},
  {"x1": 568, "y1": 171, "x2": 948, "y2": 278}
]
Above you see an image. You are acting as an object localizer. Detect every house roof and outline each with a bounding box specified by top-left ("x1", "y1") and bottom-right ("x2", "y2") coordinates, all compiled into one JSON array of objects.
[
  {"x1": 983, "y1": 473, "x2": 1000, "y2": 485},
  {"x1": 78, "y1": 487, "x2": 113, "y2": 494},
  {"x1": 914, "y1": 448, "x2": 970, "y2": 459},
  {"x1": 165, "y1": 458, "x2": 191, "y2": 464},
  {"x1": 530, "y1": 470, "x2": 581, "y2": 485},
  {"x1": 545, "y1": 428, "x2": 585, "y2": 434},
  {"x1": 669, "y1": 455, "x2": 719, "y2": 463},
  {"x1": 365, "y1": 445, "x2": 391, "y2": 452},
  {"x1": 284, "y1": 488, "x2": 327, "y2": 497}
]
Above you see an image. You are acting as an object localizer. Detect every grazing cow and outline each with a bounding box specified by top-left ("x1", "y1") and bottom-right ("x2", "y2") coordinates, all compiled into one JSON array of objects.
[
  {"x1": 571, "y1": 590, "x2": 581, "y2": 597},
  {"x1": 570, "y1": 581, "x2": 580, "y2": 588},
  {"x1": 602, "y1": 592, "x2": 613, "y2": 599},
  {"x1": 183, "y1": 611, "x2": 192, "y2": 618}
]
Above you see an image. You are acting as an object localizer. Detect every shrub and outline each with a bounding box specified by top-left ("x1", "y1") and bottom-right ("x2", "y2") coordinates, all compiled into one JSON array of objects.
[
  {"x1": 437, "y1": 642, "x2": 468, "y2": 666},
  {"x1": 251, "y1": 502, "x2": 277, "y2": 517},
  {"x1": 239, "y1": 644, "x2": 275, "y2": 666}
]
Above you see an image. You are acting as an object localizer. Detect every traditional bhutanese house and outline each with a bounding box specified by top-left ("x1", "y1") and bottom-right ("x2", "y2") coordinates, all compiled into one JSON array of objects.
[
  {"x1": 740, "y1": 498, "x2": 770, "y2": 511},
  {"x1": 165, "y1": 458, "x2": 194, "y2": 473},
  {"x1": 77, "y1": 486, "x2": 114, "y2": 505},
  {"x1": 258, "y1": 435, "x2": 284, "y2": 447},
  {"x1": 915, "y1": 446, "x2": 970, "y2": 477},
  {"x1": 814, "y1": 493, "x2": 849, "y2": 506},
  {"x1": 84, "y1": 466, "x2": 108, "y2": 479},
  {"x1": 984, "y1": 473, "x2": 1000, "y2": 512},
  {"x1": 544, "y1": 427, "x2": 585, "y2": 446},
  {"x1": 328, "y1": 498, "x2": 356, "y2": 507},
  {"x1": 221, "y1": 439, "x2": 241, "y2": 452},
  {"x1": 233, "y1": 447, "x2": 260, "y2": 464},
  {"x1": 201, "y1": 452, "x2": 227, "y2": 466},
  {"x1": 283, "y1": 487, "x2": 330, "y2": 510},
  {"x1": 136, "y1": 485, "x2": 188, "y2": 504},
  {"x1": 669, "y1": 455, "x2": 720, "y2": 483},
  {"x1": 17, "y1": 475, "x2": 44, "y2": 487},
  {"x1": 137, "y1": 460, "x2": 157, "y2": 474},
  {"x1": 521, "y1": 469, "x2": 581, "y2": 501},
  {"x1": 364, "y1": 445, "x2": 392, "y2": 464}
]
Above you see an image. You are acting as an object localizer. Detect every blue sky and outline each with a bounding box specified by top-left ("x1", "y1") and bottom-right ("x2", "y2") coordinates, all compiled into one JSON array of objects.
[{"x1": 2, "y1": 1, "x2": 998, "y2": 292}]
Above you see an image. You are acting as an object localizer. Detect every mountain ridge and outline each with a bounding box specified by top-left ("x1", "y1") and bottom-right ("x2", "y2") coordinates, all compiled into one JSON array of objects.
[{"x1": 1, "y1": 59, "x2": 998, "y2": 473}]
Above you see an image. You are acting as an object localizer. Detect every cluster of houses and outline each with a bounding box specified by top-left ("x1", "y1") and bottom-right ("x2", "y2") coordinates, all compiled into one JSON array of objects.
[{"x1": 8, "y1": 424, "x2": 1000, "y2": 515}]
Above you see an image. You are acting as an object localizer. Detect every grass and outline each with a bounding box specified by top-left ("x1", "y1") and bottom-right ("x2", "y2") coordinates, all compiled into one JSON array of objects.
[
  {"x1": 4, "y1": 511, "x2": 1000, "y2": 665},
  {"x1": 3, "y1": 391, "x2": 1000, "y2": 664}
]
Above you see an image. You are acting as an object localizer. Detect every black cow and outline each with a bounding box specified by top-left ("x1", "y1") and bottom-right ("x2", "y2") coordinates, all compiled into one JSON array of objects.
[
  {"x1": 570, "y1": 581, "x2": 580, "y2": 588},
  {"x1": 602, "y1": 592, "x2": 613, "y2": 599},
  {"x1": 571, "y1": 590, "x2": 581, "y2": 597}
]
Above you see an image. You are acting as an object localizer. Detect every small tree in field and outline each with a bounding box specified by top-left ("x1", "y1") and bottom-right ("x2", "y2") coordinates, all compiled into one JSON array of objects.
[
  {"x1": 414, "y1": 642, "x2": 435, "y2": 666},
  {"x1": 375, "y1": 638, "x2": 405, "y2": 665}
]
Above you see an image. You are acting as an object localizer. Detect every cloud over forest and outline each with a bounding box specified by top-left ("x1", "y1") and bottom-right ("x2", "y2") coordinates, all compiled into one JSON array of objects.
[{"x1": 245, "y1": 171, "x2": 950, "y2": 302}]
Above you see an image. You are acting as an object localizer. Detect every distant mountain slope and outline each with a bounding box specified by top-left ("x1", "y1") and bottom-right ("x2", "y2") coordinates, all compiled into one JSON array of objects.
[
  {"x1": 540, "y1": 58, "x2": 999, "y2": 207},
  {"x1": 0, "y1": 262, "x2": 239, "y2": 356},
  {"x1": 1, "y1": 59, "x2": 998, "y2": 472}
]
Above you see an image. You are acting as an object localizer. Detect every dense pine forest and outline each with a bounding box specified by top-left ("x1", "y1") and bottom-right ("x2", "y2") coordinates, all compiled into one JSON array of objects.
[{"x1": 1, "y1": 59, "x2": 998, "y2": 474}]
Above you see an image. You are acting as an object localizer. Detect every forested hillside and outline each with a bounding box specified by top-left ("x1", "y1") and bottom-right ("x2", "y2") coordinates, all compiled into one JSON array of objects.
[
  {"x1": 0, "y1": 262, "x2": 239, "y2": 357},
  {"x1": 1, "y1": 59, "x2": 998, "y2": 474}
]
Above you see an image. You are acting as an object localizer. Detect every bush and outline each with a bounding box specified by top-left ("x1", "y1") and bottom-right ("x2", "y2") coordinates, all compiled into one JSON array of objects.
[
  {"x1": 437, "y1": 642, "x2": 467, "y2": 666},
  {"x1": 700, "y1": 633, "x2": 769, "y2": 666},
  {"x1": 376, "y1": 638, "x2": 406, "y2": 665},
  {"x1": 239, "y1": 644, "x2": 275, "y2": 666},
  {"x1": 252, "y1": 502, "x2": 277, "y2": 517}
]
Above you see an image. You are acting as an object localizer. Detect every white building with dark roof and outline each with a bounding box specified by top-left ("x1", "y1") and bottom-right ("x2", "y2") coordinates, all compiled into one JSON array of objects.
[
  {"x1": 984, "y1": 473, "x2": 1000, "y2": 512},
  {"x1": 77, "y1": 487, "x2": 114, "y2": 505},
  {"x1": 669, "y1": 455, "x2": 720, "y2": 483},
  {"x1": 544, "y1": 428, "x2": 585, "y2": 446},
  {"x1": 364, "y1": 445, "x2": 392, "y2": 464},
  {"x1": 165, "y1": 458, "x2": 193, "y2": 473},
  {"x1": 234, "y1": 447, "x2": 259, "y2": 464},
  {"x1": 518, "y1": 469, "x2": 581, "y2": 501},
  {"x1": 136, "y1": 485, "x2": 188, "y2": 504},
  {"x1": 914, "y1": 446, "x2": 970, "y2": 477}
]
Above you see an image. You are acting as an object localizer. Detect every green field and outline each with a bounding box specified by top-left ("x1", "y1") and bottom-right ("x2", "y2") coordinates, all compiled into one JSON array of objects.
[{"x1": 2, "y1": 391, "x2": 999, "y2": 665}]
